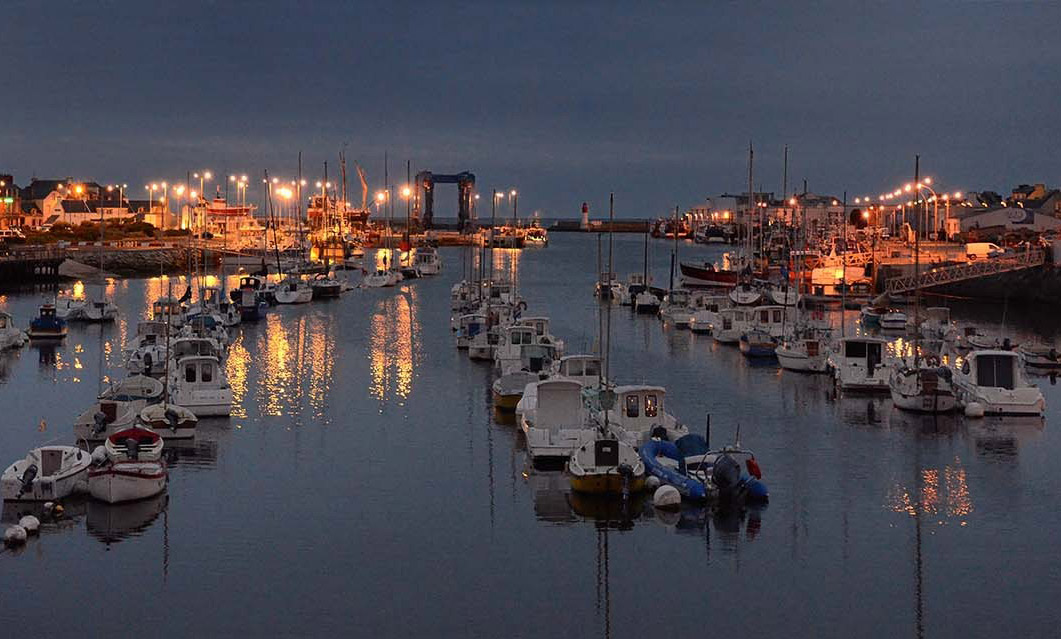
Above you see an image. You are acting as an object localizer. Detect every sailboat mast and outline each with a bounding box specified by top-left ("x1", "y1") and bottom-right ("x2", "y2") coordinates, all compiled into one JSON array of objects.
[
  {"x1": 747, "y1": 142, "x2": 754, "y2": 268},
  {"x1": 671, "y1": 205, "x2": 678, "y2": 291},
  {"x1": 266, "y1": 170, "x2": 282, "y2": 277},
  {"x1": 841, "y1": 191, "x2": 847, "y2": 338},
  {"x1": 914, "y1": 155, "x2": 921, "y2": 367}
]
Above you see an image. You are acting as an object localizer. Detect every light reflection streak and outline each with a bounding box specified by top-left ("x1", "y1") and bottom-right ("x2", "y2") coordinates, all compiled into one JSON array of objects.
[
  {"x1": 367, "y1": 287, "x2": 422, "y2": 407},
  {"x1": 886, "y1": 458, "x2": 973, "y2": 522}
]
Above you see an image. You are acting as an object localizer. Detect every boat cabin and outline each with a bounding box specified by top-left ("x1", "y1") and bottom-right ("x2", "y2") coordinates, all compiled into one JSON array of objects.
[
  {"x1": 533, "y1": 379, "x2": 586, "y2": 430},
  {"x1": 503, "y1": 325, "x2": 537, "y2": 347},
  {"x1": 0, "y1": 311, "x2": 14, "y2": 330},
  {"x1": 517, "y1": 317, "x2": 552, "y2": 339},
  {"x1": 519, "y1": 344, "x2": 557, "y2": 374},
  {"x1": 664, "y1": 289, "x2": 691, "y2": 306},
  {"x1": 178, "y1": 355, "x2": 223, "y2": 388},
  {"x1": 239, "y1": 276, "x2": 262, "y2": 290},
  {"x1": 152, "y1": 297, "x2": 184, "y2": 322},
  {"x1": 962, "y1": 351, "x2": 1021, "y2": 390},
  {"x1": 750, "y1": 304, "x2": 790, "y2": 335},
  {"x1": 837, "y1": 337, "x2": 887, "y2": 374},
  {"x1": 171, "y1": 337, "x2": 222, "y2": 361},
  {"x1": 459, "y1": 314, "x2": 487, "y2": 338},
  {"x1": 557, "y1": 355, "x2": 602, "y2": 386},
  {"x1": 718, "y1": 307, "x2": 752, "y2": 331},
  {"x1": 613, "y1": 385, "x2": 667, "y2": 430}
]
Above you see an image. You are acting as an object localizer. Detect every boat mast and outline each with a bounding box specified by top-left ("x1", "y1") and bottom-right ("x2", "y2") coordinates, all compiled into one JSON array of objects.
[
  {"x1": 671, "y1": 205, "x2": 678, "y2": 291},
  {"x1": 747, "y1": 141, "x2": 754, "y2": 270},
  {"x1": 913, "y1": 155, "x2": 921, "y2": 367},
  {"x1": 297, "y1": 152, "x2": 306, "y2": 265},
  {"x1": 841, "y1": 191, "x2": 847, "y2": 338},
  {"x1": 266, "y1": 170, "x2": 282, "y2": 277}
]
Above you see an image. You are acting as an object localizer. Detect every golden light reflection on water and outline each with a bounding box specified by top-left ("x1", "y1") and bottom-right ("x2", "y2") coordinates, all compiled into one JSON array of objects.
[
  {"x1": 226, "y1": 333, "x2": 250, "y2": 419},
  {"x1": 368, "y1": 286, "x2": 422, "y2": 407},
  {"x1": 887, "y1": 458, "x2": 973, "y2": 522},
  {"x1": 247, "y1": 311, "x2": 338, "y2": 422}
]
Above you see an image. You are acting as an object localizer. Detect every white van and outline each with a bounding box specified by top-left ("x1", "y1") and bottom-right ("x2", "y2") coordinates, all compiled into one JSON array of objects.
[
  {"x1": 0, "y1": 229, "x2": 25, "y2": 241},
  {"x1": 965, "y1": 242, "x2": 1002, "y2": 260}
]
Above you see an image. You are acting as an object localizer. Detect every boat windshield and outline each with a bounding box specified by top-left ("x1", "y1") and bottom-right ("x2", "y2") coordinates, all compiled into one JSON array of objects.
[{"x1": 975, "y1": 354, "x2": 1016, "y2": 389}]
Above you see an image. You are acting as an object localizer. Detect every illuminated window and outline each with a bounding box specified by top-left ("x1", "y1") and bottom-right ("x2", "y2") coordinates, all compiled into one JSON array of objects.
[
  {"x1": 625, "y1": 394, "x2": 639, "y2": 418},
  {"x1": 645, "y1": 394, "x2": 658, "y2": 418}
]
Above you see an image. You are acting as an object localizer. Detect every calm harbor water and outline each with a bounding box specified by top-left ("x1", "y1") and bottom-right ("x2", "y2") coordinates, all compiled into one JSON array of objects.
[{"x1": 1, "y1": 233, "x2": 1059, "y2": 638}]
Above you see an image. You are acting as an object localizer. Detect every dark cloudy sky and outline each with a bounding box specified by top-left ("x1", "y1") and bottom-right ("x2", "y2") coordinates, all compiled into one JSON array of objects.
[{"x1": 3, "y1": 1, "x2": 1059, "y2": 218}]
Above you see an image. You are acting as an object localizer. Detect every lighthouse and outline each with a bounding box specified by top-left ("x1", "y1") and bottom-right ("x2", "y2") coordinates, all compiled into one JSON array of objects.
[{"x1": 580, "y1": 202, "x2": 589, "y2": 229}]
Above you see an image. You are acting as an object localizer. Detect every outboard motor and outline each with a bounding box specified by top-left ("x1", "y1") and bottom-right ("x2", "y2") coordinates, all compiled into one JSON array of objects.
[
  {"x1": 125, "y1": 438, "x2": 140, "y2": 461},
  {"x1": 711, "y1": 453, "x2": 743, "y2": 501},
  {"x1": 143, "y1": 352, "x2": 153, "y2": 373},
  {"x1": 19, "y1": 464, "x2": 38, "y2": 496},
  {"x1": 650, "y1": 425, "x2": 669, "y2": 441},
  {"x1": 92, "y1": 411, "x2": 108, "y2": 435},
  {"x1": 164, "y1": 408, "x2": 181, "y2": 432}
]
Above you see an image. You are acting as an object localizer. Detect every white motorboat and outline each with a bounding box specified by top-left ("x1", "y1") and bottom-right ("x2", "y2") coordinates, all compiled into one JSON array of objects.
[
  {"x1": 514, "y1": 317, "x2": 564, "y2": 356},
  {"x1": 82, "y1": 299, "x2": 120, "y2": 323},
  {"x1": 712, "y1": 307, "x2": 753, "y2": 344},
  {"x1": 152, "y1": 296, "x2": 185, "y2": 327},
  {"x1": 310, "y1": 273, "x2": 343, "y2": 299},
  {"x1": 600, "y1": 385, "x2": 689, "y2": 446},
  {"x1": 55, "y1": 295, "x2": 87, "y2": 321},
  {"x1": 595, "y1": 272, "x2": 621, "y2": 300},
  {"x1": 0, "y1": 312, "x2": 27, "y2": 349},
  {"x1": 413, "y1": 247, "x2": 443, "y2": 276},
  {"x1": 88, "y1": 426, "x2": 167, "y2": 504},
  {"x1": 362, "y1": 269, "x2": 402, "y2": 288},
  {"x1": 126, "y1": 321, "x2": 169, "y2": 376},
  {"x1": 73, "y1": 399, "x2": 139, "y2": 442},
  {"x1": 520, "y1": 378, "x2": 597, "y2": 463},
  {"x1": 776, "y1": 329, "x2": 831, "y2": 373},
  {"x1": 889, "y1": 362, "x2": 957, "y2": 413},
  {"x1": 467, "y1": 327, "x2": 501, "y2": 361},
  {"x1": 952, "y1": 350, "x2": 1044, "y2": 416},
  {"x1": 829, "y1": 337, "x2": 891, "y2": 392},
  {"x1": 920, "y1": 307, "x2": 958, "y2": 342},
  {"x1": 688, "y1": 295, "x2": 730, "y2": 334},
  {"x1": 274, "y1": 275, "x2": 314, "y2": 304},
  {"x1": 456, "y1": 313, "x2": 487, "y2": 349},
  {"x1": 451, "y1": 280, "x2": 476, "y2": 310},
  {"x1": 567, "y1": 429, "x2": 646, "y2": 495},
  {"x1": 2, "y1": 445, "x2": 91, "y2": 501},
  {"x1": 1019, "y1": 343, "x2": 1061, "y2": 373},
  {"x1": 634, "y1": 290, "x2": 660, "y2": 314},
  {"x1": 769, "y1": 285, "x2": 799, "y2": 306},
  {"x1": 139, "y1": 403, "x2": 198, "y2": 439},
  {"x1": 659, "y1": 289, "x2": 693, "y2": 327},
  {"x1": 619, "y1": 273, "x2": 648, "y2": 306},
  {"x1": 99, "y1": 375, "x2": 164, "y2": 404},
  {"x1": 494, "y1": 324, "x2": 560, "y2": 376},
  {"x1": 168, "y1": 354, "x2": 233, "y2": 417},
  {"x1": 729, "y1": 283, "x2": 762, "y2": 306},
  {"x1": 880, "y1": 310, "x2": 908, "y2": 331},
  {"x1": 552, "y1": 354, "x2": 604, "y2": 388},
  {"x1": 747, "y1": 304, "x2": 791, "y2": 339},
  {"x1": 739, "y1": 328, "x2": 778, "y2": 359}
]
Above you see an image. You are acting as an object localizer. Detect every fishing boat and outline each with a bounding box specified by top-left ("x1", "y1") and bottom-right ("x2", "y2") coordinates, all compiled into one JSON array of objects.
[
  {"x1": 600, "y1": 385, "x2": 689, "y2": 446},
  {"x1": 275, "y1": 275, "x2": 314, "y2": 304},
  {"x1": 679, "y1": 261, "x2": 741, "y2": 288},
  {"x1": 520, "y1": 378, "x2": 597, "y2": 463},
  {"x1": 234, "y1": 277, "x2": 269, "y2": 321},
  {"x1": 152, "y1": 296, "x2": 185, "y2": 327},
  {"x1": 618, "y1": 273, "x2": 648, "y2": 306},
  {"x1": 688, "y1": 294, "x2": 730, "y2": 334},
  {"x1": 492, "y1": 371, "x2": 542, "y2": 412},
  {"x1": 139, "y1": 402, "x2": 198, "y2": 439},
  {"x1": 776, "y1": 328, "x2": 831, "y2": 373},
  {"x1": 658, "y1": 289, "x2": 693, "y2": 326},
  {"x1": 27, "y1": 304, "x2": 67, "y2": 340},
  {"x1": 88, "y1": 427, "x2": 167, "y2": 504},
  {"x1": 639, "y1": 434, "x2": 768, "y2": 503},
  {"x1": 456, "y1": 313, "x2": 486, "y2": 349},
  {"x1": 514, "y1": 316, "x2": 564, "y2": 356},
  {"x1": 524, "y1": 225, "x2": 548, "y2": 247},
  {"x1": 2, "y1": 446, "x2": 91, "y2": 501},
  {"x1": 495, "y1": 324, "x2": 559, "y2": 375},
  {"x1": 55, "y1": 296, "x2": 87, "y2": 321},
  {"x1": 553, "y1": 354, "x2": 603, "y2": 387},
  {"x1": 829, "y1": 336, "x2": 891, "y2": 392},
  {"x1": 467, "y1": 326, "x2": 501, "y2": 361},
  {"x1": 0, "y1": 312, "x2": 27, "y2": 349},
  {"x1": 362, "y1": 268, "x2": 402, "y2": 288},
  {"x1": 595, "y1": 272, "x2": 621, "y2": 300},
  {"x1": 451, "y1": 280, "x2": 476, "y2": 311},
  {"x1": 951, "y1": 350, "x2": 1044, "y2": 416},
  {"x1": 168, "y1": 354, "x2": 233, "y2": 417},
  {"x1": 73, "y1": 399, "x2": 139, "y2": 442}
]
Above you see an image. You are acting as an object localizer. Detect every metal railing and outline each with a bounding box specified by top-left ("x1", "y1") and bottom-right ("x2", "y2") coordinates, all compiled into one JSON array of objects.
[{"x1": 885, "y1": 249, "x2": 1045, "y2": 293}]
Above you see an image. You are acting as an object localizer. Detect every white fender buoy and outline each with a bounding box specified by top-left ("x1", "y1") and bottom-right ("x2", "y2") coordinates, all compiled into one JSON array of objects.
[
  {"x1": 91, "y1": 446, "x2": 108, "y2": 465},
  {"x1": 965, "y1": 402, "x2": 985, "y2": 418},
  {"x1": 4, "y1": 525, "x2": 28, "y2": 546},
  {"x1": 653, "y1": 485, "x2": 681, "y2": 510},
  {"x1": 645, "y1": 476, "x2": 661, "y2": 491},
  {"x1": 18, "y1": 516, "x2": 40, "y2": 535}
]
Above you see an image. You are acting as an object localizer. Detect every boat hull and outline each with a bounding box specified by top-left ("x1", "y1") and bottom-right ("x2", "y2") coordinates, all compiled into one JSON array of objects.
[
  {"x1": 88, "y1": 461, "x2": 167, "y2": 504},
  {"x1": 569, "y1": 473, "x2": 646, "y2": 495}
]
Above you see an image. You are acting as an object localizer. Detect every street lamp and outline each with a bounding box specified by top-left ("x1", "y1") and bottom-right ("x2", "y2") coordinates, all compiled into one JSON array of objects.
[{"x1": 510, "y1": 189, "x2": 518, "y2": 226}]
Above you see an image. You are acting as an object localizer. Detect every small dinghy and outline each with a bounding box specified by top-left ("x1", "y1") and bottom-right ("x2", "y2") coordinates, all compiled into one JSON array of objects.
[
  {"x1": 88, "y1": 427, "x2": 167, "y2": 504},
  {"x1": 99, "y1": 375, "x2": 164, "y2": 405},
  {"x1": 568, "y1": 431, "x2": 646, "y2": 495},
  {"x1": 2, "y1": 446, "x2": 91, "y2": 501},
  {"x1": 491, "y1": 371, "x2": 541, "y2": 412},
  {"x1": 138, "y1": 403, "x2": 198, "y2": 439},
  {"x1": 73, "y1": 400, "x2": 138, "y2": 442},
  {"x1": 639, "y1": 434, "x2": 768, "y2": 504}
]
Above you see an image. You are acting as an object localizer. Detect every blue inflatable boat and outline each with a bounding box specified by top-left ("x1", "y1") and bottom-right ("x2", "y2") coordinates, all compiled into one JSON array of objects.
[{"x1": 640, "y1": 434, "x2": 768, "y2": 504}]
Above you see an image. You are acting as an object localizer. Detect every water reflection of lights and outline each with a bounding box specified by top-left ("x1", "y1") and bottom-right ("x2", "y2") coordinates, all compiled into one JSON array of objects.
[
  {"x1": 367, "y1": 287, "x2": 421, "y2": 406},
  {"x1": 72, "y1": 281, "x2": 86, "y2": 299},
  {"x1": 225, "y1": 333, "x2": 250, "y2": 419},
  {"x1": 250, "y1": 312, "x2": 338, "y2": 422},
  {"x1": 887, "y1": 458, "x2": 973, "y2": 523}
]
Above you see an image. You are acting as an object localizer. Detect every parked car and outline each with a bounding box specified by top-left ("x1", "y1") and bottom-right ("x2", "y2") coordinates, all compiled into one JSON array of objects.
[{"x1": 965, "y1": 242, "x2": 1003, "y2": 260}]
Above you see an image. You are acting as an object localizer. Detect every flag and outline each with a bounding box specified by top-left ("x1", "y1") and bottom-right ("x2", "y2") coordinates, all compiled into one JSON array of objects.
[{"x1": 178, "y1": 285, "x2": 192, "y2": 303}]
